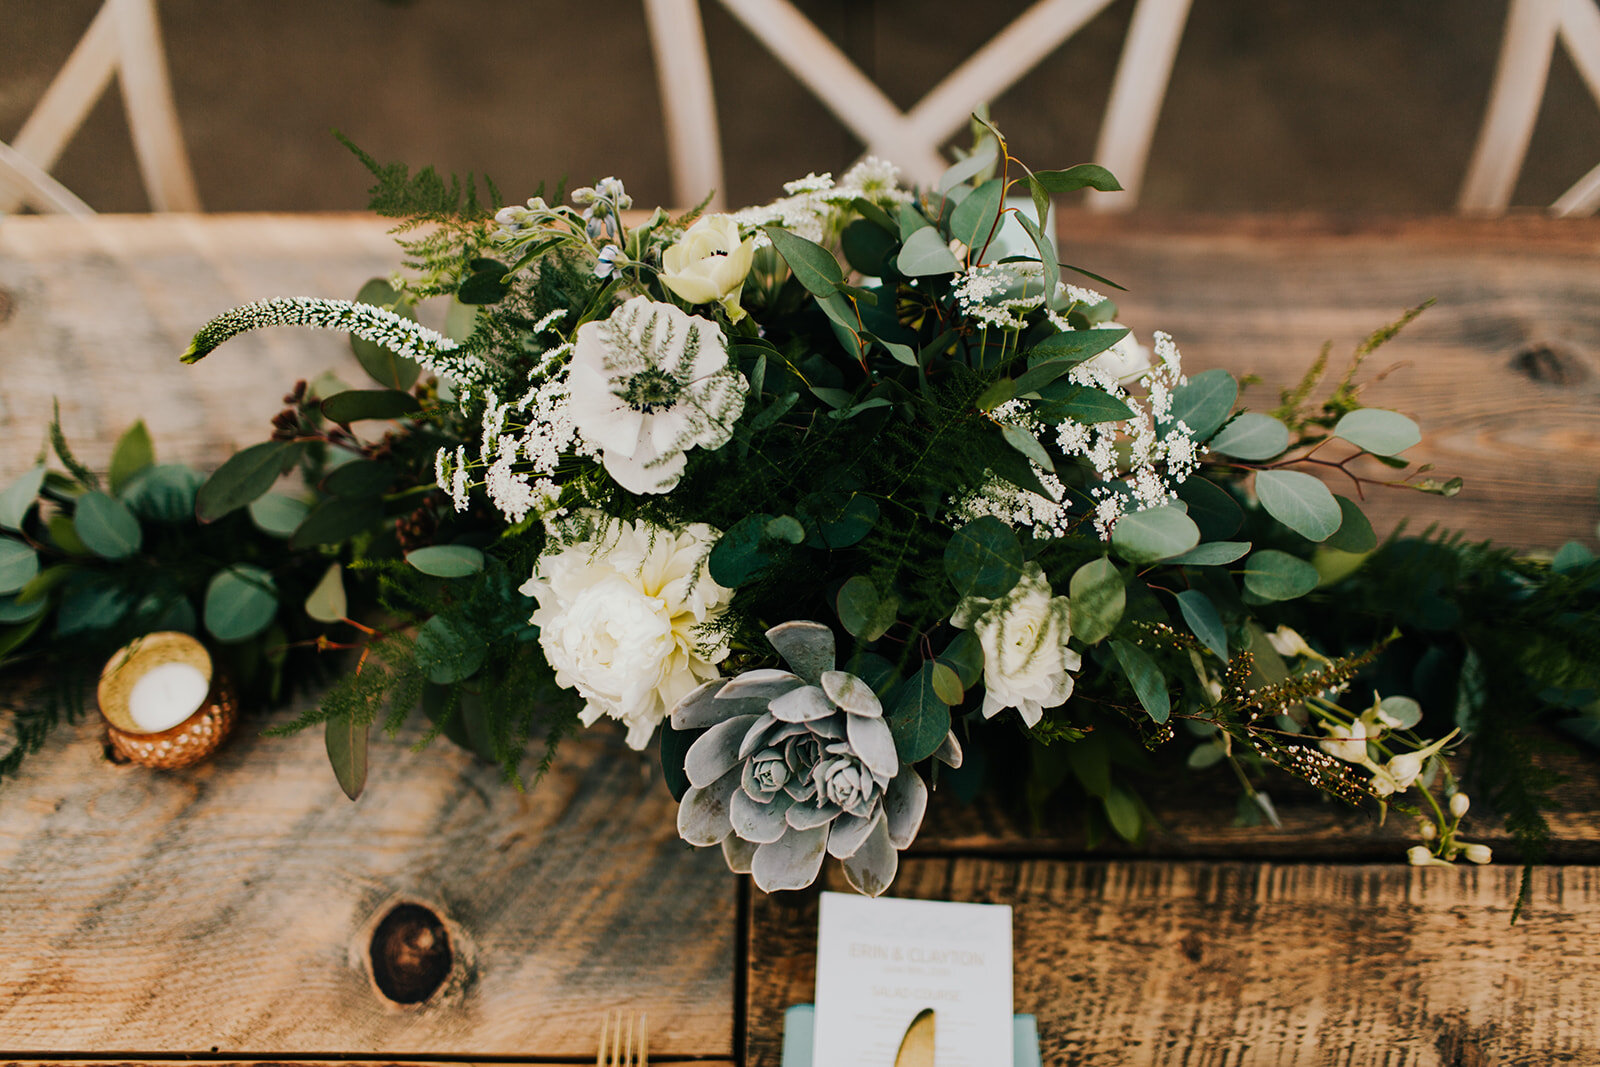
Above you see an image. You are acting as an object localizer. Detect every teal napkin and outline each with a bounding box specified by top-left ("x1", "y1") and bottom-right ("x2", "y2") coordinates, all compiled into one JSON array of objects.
[{"x1": 781, "y1": 1004, "x2": 1041, "y2": 1067}]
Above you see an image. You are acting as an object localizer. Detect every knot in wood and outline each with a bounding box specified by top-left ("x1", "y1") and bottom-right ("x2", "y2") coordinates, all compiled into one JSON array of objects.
[
  {"x1": 369, "y1": 902, "x2": 453, "y2": 1004},
  {"x1": 1510, "y1": 342, "x2": 1588, "y2": 386}
]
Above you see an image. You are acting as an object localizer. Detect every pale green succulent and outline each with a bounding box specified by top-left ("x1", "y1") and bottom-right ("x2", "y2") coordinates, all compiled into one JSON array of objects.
[{"x1": 672, "y1": 620, "x2": 960, "y2": 895}]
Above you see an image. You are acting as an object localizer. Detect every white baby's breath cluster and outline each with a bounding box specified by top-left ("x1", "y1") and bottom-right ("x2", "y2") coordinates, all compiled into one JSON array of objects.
[{"x1": 732, "y1": 157, "x2": 911, "y2": 246}]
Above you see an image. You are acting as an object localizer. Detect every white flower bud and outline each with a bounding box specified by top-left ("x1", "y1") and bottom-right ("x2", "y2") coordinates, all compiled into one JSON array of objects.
[
  {"x1": 1450, "y1": 792, "x2": 1470, "y2": 818},
  {"x1": 1407, "y1": 845, "x2": 1435, "y2": 866},
  {"x1": 1463, "y1": 843, "x2": 1492, "y2": 865},
  {"x1": 1419, "y1": 821, "x2": 1437, "y2": 841}
]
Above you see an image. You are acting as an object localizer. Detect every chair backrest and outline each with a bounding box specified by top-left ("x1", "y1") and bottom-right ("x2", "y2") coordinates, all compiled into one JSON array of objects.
[
  {"x1": 643, "y1": 0, "x2": 1192, "y2": 212},
  {"x1": 1459, "y1": 0, "x2": 1600, "y2": 216},
  {"x1": 0, "y1": 0, "x2": 199, "y2": 215}
]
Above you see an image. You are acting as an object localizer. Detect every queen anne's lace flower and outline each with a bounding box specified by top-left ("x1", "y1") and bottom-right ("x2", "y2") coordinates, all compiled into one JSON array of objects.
[
  {"x1": 568, "y1": 296, "x2": 747, "y2": 494},
  {"x1": 520, "y1": 516, "x2": 734, "y2": 749}
]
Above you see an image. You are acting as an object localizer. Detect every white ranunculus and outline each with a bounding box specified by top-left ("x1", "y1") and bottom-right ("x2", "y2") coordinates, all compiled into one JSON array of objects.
[
  {"x1": 1084, "y1": 322, "x2": 1153, "y2": 383},
  {"x1": 520, "y1": 516, "x2": 734, "y2": 749},
  {"x1": 568, "y1": 296, "x2": 747, "y2": 494},
  {"x1": 951, "y1": 562, "x2": 1081, "y2": 727},
  {"x1": 661, "y1": 215, "x2": 757, "y2": 322}
]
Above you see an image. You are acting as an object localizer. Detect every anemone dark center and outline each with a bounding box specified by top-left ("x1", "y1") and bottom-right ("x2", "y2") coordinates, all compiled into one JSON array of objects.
[{"x1": 620, "y1": 367, "x2": 681, "y2": 413}]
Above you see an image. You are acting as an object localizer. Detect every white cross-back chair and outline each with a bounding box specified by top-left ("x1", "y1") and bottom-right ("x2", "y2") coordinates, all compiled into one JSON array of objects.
[
  {"x1": 0, "y1": 0, "x2": 199, "y2": 215},
  {"x1": 643, "y1": 0, "x2": 1192, "y2": 211},
  {"x1": 1460, "y1": 0, "x2": 1600, "y2": 215}
]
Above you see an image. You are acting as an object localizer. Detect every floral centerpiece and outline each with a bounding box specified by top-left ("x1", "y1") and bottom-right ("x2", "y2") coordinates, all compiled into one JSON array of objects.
[{"x1": 3, "y1": 125, "x2": 1596, "y2": 903}]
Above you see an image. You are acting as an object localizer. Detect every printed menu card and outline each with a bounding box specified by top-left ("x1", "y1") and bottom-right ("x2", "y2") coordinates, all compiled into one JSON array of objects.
[{"x1": 812, "y1": 892, "x2": 1014, "y2": 1067}]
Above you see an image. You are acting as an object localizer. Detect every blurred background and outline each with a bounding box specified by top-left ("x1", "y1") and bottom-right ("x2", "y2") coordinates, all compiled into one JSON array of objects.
[{"x1": 3, "y1": 0, "x2": 1599, "y2": 215}]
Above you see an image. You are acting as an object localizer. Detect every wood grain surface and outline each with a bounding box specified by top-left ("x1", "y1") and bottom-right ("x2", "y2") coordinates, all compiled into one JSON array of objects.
[
  {"x1": 747, "y1": 857, "x2": 1600, "y2": 1067},
  {"x1": 912, "y1": 731, "x2": 1600, "y2": 863},
  {"x1": 0, "y1": 707, "x2": 734, "y2": 1058},
  {"x1": 2, "y1": 213, "x2": 1597, "y2": 548}
]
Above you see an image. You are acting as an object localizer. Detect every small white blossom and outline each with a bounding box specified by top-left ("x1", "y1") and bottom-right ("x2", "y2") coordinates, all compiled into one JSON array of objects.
[
  {"x1": 951, "y1": 562, "x2": 1081, "y2": 727},
  {"x1": 1450, "y1": 792, "x2": 1471, "y2": 818},
  {"x1": 594, "y1": 243, "x2": 626, "y2": 279}
]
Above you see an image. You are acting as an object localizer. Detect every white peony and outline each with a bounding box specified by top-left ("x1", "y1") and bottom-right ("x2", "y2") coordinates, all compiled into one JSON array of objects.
[
  {"x1": 520, "y1": 516, "x2": 734, "y2": 749},
  {"x1": 660, "y1": 215, "x2": 756, "y2": 322},
  {"x1": 568, "y1": 296, "x2": 747, "y2": 494},
  {"x1": 951, "y1": 562, "x2": 1082, "y2": 727}
]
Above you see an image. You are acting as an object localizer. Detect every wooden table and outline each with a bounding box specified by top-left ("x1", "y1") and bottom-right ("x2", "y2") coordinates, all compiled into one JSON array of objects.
[{"x1": 2, "y1": 213, "x2": 1599, "y2": 1065}]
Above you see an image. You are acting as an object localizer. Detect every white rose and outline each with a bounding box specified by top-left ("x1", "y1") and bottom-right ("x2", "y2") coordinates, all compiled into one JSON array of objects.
[
  {"x1": 1084, "y1": 322, "x2": 1152, "y2": 383},
  {"x1": 520, "y1": 516, "x2": 734, "y2": 748},
  {"x1": 951, "y1": 562, "x2": 1081, "y2": 727},
  {"x1": 661, "y1": 215, "x2": 757, "y2": 322}
]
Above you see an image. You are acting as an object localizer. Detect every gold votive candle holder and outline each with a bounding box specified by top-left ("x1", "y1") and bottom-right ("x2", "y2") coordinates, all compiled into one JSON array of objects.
[{"x1": 97, "y1": 631, "x2": 237, "y2": 769}]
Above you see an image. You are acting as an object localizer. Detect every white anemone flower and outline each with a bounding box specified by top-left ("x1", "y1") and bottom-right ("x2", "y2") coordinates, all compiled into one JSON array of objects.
[{"x1": 568, "y1": 296, "x2": 748, "y2": 494}]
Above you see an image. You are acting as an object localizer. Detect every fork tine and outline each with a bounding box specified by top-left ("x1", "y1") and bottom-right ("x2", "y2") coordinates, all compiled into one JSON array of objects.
[
  {"x1": 640, "y1": 1012, "x2": 649, "y2": 1067},
  {"x1": 596, "y1": 1010, "x2": 608, "y2": 1067},
  {"x1": 624, "y1": 1012, "x2": 633, "y2": 1065}
]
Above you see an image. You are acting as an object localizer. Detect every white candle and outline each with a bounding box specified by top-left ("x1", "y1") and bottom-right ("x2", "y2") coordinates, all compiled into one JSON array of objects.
[{"x1": 127, "y1": 661, "x2": 210, "y2": 733}]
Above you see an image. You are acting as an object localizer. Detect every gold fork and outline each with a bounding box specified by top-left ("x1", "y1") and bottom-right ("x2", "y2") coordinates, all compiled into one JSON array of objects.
[{"x1": 596, "y1": 1009, "x2": 649, "y2": 1066}]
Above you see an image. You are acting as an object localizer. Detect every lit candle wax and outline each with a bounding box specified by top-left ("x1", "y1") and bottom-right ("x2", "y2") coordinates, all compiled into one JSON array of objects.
[{"x1": 127, "y1": 661, "x2": 210, "y2": 733}]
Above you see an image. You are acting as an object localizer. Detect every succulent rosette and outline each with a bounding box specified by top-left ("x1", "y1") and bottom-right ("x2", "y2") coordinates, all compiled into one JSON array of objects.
[{"x1": 672, "y1": 621, "x2": 958, "y2": 895}]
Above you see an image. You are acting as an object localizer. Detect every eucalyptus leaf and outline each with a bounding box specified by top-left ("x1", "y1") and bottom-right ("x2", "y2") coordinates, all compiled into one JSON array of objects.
[
  {"x1": 74, "y1": 491, "x2": 142, "y2": 559},
  {"x1": 936, "y1": 144, "x2": 998, "y2": 192},
  {"x1": 288, "y1": 497, "x2": 382, "y2": 550},
  {"x1": 0, "y1": 539, "x2": 39, "y2": 596},
  {"x1": 709, "y1": 513, "x2": 784, "y2": 587},
  {"x1": 1176, "y1": 589, "x2": 1228, "y2": 661},
  {"x1": 1030, "y1": 164, "x2": 1123, "y2": 194},
  {"x1": 403, "y1": 544, "x2": 487, "y2": 581},
  {"x1": 321, "y1": 460, "x2": 397, "y2": 500},
  {"x1": 351, "y1": 278, "x2": 421, "y2": 390},
  {"x1": 0, "y1": 593, "x2": 47, "y2": 624},
  {"x1": 896, "y1": 227, "x2": 961, "y2": 276},
  {"x1": 797, "y1": 493, "x2": 877, "y2": 549},
  {"x1": 47, "y1": 514, "x2": 89, "y2": 555},
  {"x1": 203, "y1": 564, "x2": 278, "y2": 643},
  {"x1": 841, "y1": 219, "x2": 899, "y2": 277},
  {"x1": 1177, "y1": 477, "x2": 1243, "y2": 540},
  {"x1": 1380, "y1": 695, "x2": 1424, "y2": 730},
  {"x1": 321, "y1": 389, "x2": 422, "y2": 424},
  {"x1": 944, "y1": 516, "x2": 1024, "y2": 599},
  {"x1": 305, "y1": 562, "x2": 348, "y2": 623},
  {"x1": 1111, "y1": 638, "x2": 1170, "y2": 723},
  {"x1": 0, "y1": 466, "x2": 45, "y2": 532},
  {"x1": 764, "y1": 226, "x2": 845, "y2": 298},
  {"x1": 1104, "y1": 784, "x2": 1142, "y2": 842},
  {"x1": 1325, "y1": 495, "x2": 1378, "y2": 553},
  {"x1": 929, "y1": 661, "x2": 964, "y2": 705},
  {"x1": 1000, "y1": 424, "x2": 1053, "y2": 471},
  {"x1": 325, "y1": 714, "x2": 369, "y2": 801},
  {"x1": 1035, "y1": 383, "x2": 1135, "y2": 424},
  {"x1": 1210, "y1": 413, "x2": 1290, "y2": 460},
  {"x1": 939, "y1": 630, "x2": 984, "y2": 688},
  {"x1": 1111, "y1": 505, "x2": 1200, "y2": 564},
  {"x1": 1068, "y1": 556, "x2": 1124, "y2": 644},
  {"x1": 836, "y1": 575, "x2": 880, "y2": 639},
  {"x1": 196, "y1": 440, "x2": 302, "y2": 522},
  {"x1": 1166, "y1": 369, "x2": 1238, "y2": 441},
  {"x1": 108, "y1": 421, "x2": 154, "y2": 494},
  {"x1": 1242, "y1": 549, "x2": 1321, "y2": 601},
  {"x1": 1255, "y1": 470, "x2": 1342, "y2": 542},
  {"x1": 948, "y1": 178, "x2": 1004, "y2": 255},
  {"x1": 415, "y1": 614, "x2": 486, "y2": 683},
  {"x1": 1012, "y1": 210, "x2": 1059, "y2": 309},
  {"x1": 1334, "y1": 408, "x2": 1422, "y2": 456},
  {"x1": 1166, "y1": 541, "x2": 1251, "y2": 566},
  {"x1": 888, "y1": 661, "x2": 952, "y2": 762},
  {"x1": 121, "y1": 464, "x2": 204, "y2": 523},
  {"x1": 248, "y1": 493, "x2": 311, "y2": 538}
]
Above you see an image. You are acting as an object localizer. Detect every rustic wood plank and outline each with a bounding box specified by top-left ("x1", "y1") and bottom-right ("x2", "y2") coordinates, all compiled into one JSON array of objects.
[
  {"x1": 3, "y1": 213, "x2": 1596, "y2": 549},
  {"x1": 913, "y1": 731, "x2": 1600, "y2": 863},
  {"x1": 0, "y1": 704, "x2": 735, "y2": 1058},
  {"x1": 747, "y1": 857, "x2": 1600, "y2": 1066},
  {"x1": 1059, "y1": 212, "x2": 1600, "y2": 551}
]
